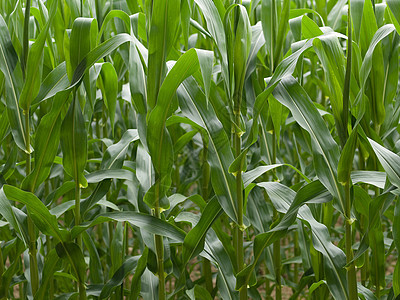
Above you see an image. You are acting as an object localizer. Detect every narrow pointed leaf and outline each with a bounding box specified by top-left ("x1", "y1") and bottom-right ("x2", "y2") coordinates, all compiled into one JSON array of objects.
[
  {"x1": 177, "y1": 78, "x2": 238, "y2": 223},
  {"x1": 0, "y1": 15, "x2": 28, "y2": 152},
  {"x1": 3, "y1": 185, "x2": 69, "y2": 242},
  {"x1": 146, "y1": 0, "x2": 180, "y2": 109},
  {"x1": 183, "y1": 197, "x2": 222, "y2": 265},
  {"x1": 71, "y1": 211, "x2": 186, "y2": 242},
  {"x1": 273, "y1": 76, "x2": 345, "y2": 214}
]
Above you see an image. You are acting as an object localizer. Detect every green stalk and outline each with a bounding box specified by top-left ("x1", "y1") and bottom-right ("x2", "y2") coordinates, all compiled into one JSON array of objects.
[
  {"x1": 70, "y1": 93, "x2": 84, "y2": 299},
  {"x1": 46, "y1": 236, "x2": 54, "y2": 300},
  {"x1": 25, "y1": 111, "x2": 31, "y2": 176},
  {"x1": 233, "y1": 95, "x2": 246, "y2": 300},
  {"x1": 360, "y1": 214, "x2": 369, "y2": 286},
  {"x1": 271, "y1": 129, "x2": 281, "y2": 300},
  {"x1": 27, "y1": 214, "x2": 39, "y2": 295},
  {"x1": 22, "y1": 0, "x2": 31, "y2": 76},
  {"x1": 293, "y1": 231, "x2": 299, "y2": 284},
  {"x1": 24, "y1": 109, "x2": 39, "y2": 296},
  {"x1": 154, "y1": 179, "x2": 166, "y2": 300},
  {"x1": 74, "y1": 180, "x2": 86, "y2": 300},
  {"x1": 203, "y1": 259, "x2": 213, "y2": 293},
  {"x1": 273, "y1": 0, "x2": 290, "y2": 68},
  {"x1": 342, "y1": 4, "x2": 357, "y2": 300},
  {"x1": 78, "y1": 282, "x2": 86, "y2": 300},
  {"x1": 201, "y1": 150, "x2": 213, "y2": 294},
  {"x1": 345, "y1": 182, "x2": 357, "y2": 300},
  {"x1": 272, "y1": 209, "x2": 281, "y2": 300},
  {"x1": 0, "y1": 242, "x2": 3, "y2": 279},
  {"x1": 75, "y1": 182, "x2": 81, "y2": 248}
]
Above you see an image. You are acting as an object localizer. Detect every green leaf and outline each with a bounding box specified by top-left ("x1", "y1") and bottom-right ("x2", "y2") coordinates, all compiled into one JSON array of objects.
[
  {"x1": 245, "y1": 22, "x2": 265, "y2": 81},
  {"x1": 356, "y1": 24, "x2": 395, "y2": 124},
  {"x1": 129, "y1": 17, "x2": 147, "y2": 115},
  {"x1": 34, "y1": 249, "x2": 60, "y2": 300},
  {"x1": 243, "y1": 163, "x2": 310, "y2": 188},
  {"x1": 228, "y1": 148, "x2": 248, "y2": 175},
  {"x1": 270, "y1": 180, "x2": 332, "y2": 232},
  {"x1": 394, "y1": 261, "x2": 400, "y2": 297},
  {"x1": 193, "y1": 0, "x2": 228, "y2": 93},
  {"x1": 261, "y1": 0, "x2": 275, "y2": 68},
  {"x1": 32, "y1": 62, "x2": 69, "y2": 107},
  {"x1": 61, "y1": 96, "x2": 88, "y2": 187},
  {"x1": 302, "y1": 15, "x2": 323, "y2": 38},
  {"x1": 273, "y1": 76, "x2": 345, "y2": 214},
  {"x1": 129, "y1": 248, "x2": 149, "y2": 300},
  {"x1": 71, "y1": 211, "x2": 186, "y2": 242},
  {"x1": 233, "y1": 5, "x2": 252, "y2": 98},
  {"x1": 327, "y1": 0, "x2": 346, "y2": 30},
  {"x1": 0, "y1": 188, "x2": 29, "y2": 245},
  {"x1": 98, "y1": 10, "x2": 131, "y2": 45},
  {"x1": 187, "y1": 285, "x2": 213, "y2": 300},
  {"x1": 18, "y1": 0, "x2": 57, "y2": 111},
  {"x1": 69, "y1": 17, "x2": 98, "y2": 77},
  {"x1": 273, "y1": 0, "x2": 291, "y2": 66},
  {"x1": 147, "y1": 48, "x2": 213, "y2": 177},
  {"x1": 23, "y1": 34, "x2": 135, "y2": 191},
  {"x1": 99, "y1": 62, "x2": 118, "y2": 135},
  {"x1": 351, "y1": 0, "x2": 364, "y2": 43},
  {"x1": 101, "y1": 129, "x2": 139, "y2": 169},
  {"x1": 388, "y1": 0, "x2": 400, "y2": 27},
  {"x1": 237, "y1": 181, "x2": 331, "y2": 290},
  {"x1": 204, "y1": 229, "x2": 238, "y2": 299},
  {"x1": 55, "y1": 242, "x2": 86, "y2": 285},
  {"x1": 338, "y1": 125, "x2": 358, "y2": 184},
  {"x1": 0, "y1": 14, "x2": 29, "y2": 153},
  {"x1": 258, "y1": 182, "x2": 348, "y2": 299},
  {"x1": 178, "y1": 77, "x2": 238, "y2": 224},
  {"x1": 309, "y1": 280, "x2": 327, "y2": 296},
  {"x1": 368, "y1": 138, "x2": 400, "y2": 188},
  {"x1": 3, "y1": 185, "x2": 69, "y2": 242},
  {"x1": 312, "y1": 33, "x2": 348, "y2": 144},
  {"x1": 22, "y1": 90, "x2": 70, "y2": 191},
  {"x1": 351, "y1": 170, "x2": 386, "y2": 189},
  {"x1": 80, "y1": 180, "x2": 111, "y2": 218},
  {"x1": 146, "y1": 0, "x2": 180, "y2": 109},
  {"x1": 85, "y1": 169, "x2": 134, "y2": 183},
  {"x1": 71, "y1": 33, "x2": 135, "y2": 87},
  {"x1": 143, "y1": 179, "x2": 170, "y2": 210},
  {"x1": 82, "y1": 231, "x2": 103, "y2": 284},
  {"x1": 110, "y1": 222, "x2": 124, "y2": 276},
  {"x1": 100, "y1": 256, "x2": 139, "y2": 299},
  {"x1": 182, "y1": 197, "x2": 222, "y2": 265}
]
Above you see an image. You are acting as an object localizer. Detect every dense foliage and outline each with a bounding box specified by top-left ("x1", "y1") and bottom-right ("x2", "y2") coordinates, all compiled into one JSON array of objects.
[{"x1": 1, "y1": 0, "x2": 400, "y2": 299}]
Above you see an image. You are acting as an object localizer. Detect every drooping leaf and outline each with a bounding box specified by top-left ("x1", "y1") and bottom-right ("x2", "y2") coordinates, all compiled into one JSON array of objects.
[
  {"x1": 273, "y1": 76, "x2": 345, "y2": 214},
  {"x1": 71, "y1": 211, "x2": 186, "y2": 242},
  {"x1": 3, "y1": 185, "x2": 69, "y2": 242},
  {"x1": 177, "y1": 77, "x2": 238, "y2": 224},
  {"x1": 368, "y1": 138, "x2": 400, "y2": 188}
]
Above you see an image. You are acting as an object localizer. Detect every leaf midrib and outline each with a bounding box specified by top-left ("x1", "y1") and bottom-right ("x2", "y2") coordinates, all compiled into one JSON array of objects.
[
  {"x1": 281, "y1": 80, "x2": 345, "y2": 213},
  {"x1": 0, "y1": 43, "x2": 26, "y2": 146},
  {"x1": 182, "y1": 83, "x2": 238, "y2": 220}
]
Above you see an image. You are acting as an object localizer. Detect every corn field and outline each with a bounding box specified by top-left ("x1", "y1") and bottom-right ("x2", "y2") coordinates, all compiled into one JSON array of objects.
[{"x1": 1, "y1": 0, "x2": 400, "y2": 299}]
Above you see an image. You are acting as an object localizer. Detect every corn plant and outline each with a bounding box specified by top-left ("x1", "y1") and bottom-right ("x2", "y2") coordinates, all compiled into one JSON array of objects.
[{"x1": 1, "y1": 0, "x2": 400, "y2": 299}]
